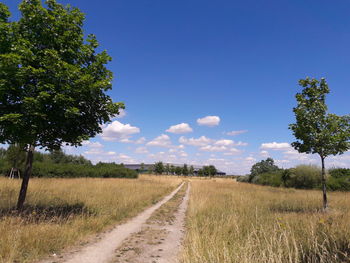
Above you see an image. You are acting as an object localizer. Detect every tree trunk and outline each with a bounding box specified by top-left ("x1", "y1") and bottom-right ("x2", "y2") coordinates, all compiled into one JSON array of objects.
[
  {"x1": 321, "y1": 156, "x2": 328, "y2": 211},
  {"x1": 17, "y1": 145, "x2": 35, "y2": 210}
]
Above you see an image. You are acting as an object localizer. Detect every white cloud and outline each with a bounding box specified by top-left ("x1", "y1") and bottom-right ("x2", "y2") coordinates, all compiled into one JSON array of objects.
[
  {"x1": 215, "y1": 139, "x2": 234, "y2": 146},
  {"x1": 245, "y1": 156, "x2": 256, "y2": 162},
  {"x1": 260, "y1": 150, "x2": 270, "y2": 157},
  {"x1": 101, "y1": 121, "x2": 140, "y2": 142},
  {"x1": 166, "y1": 123, "x2": 193, "y2": 134},
  {"x1": 135, "y1": 147, "x2": 148, "y2": 154},
  {"x1": 200, "y1": 145, "x2": 228, "y2": 152},
  {"x1": 146, "y1": 134, "x2": 172, "y2": 148},
  {"x1": 223, "y1": 148, "x2": 241, "y2": 155},
  {"x1": 115, "y1": 109, "x2": 126, "y2": 119},
  {"x1": 134, "y1": 137, "x2": 146, "y2": 144},
  {"x1": 179, "y1": 136, "x2": 214, "y2": 147},
  {"x1": 260, "y1": 142, "x2": 291, "y2": 150},
  {"x1": 197, "y1": 116, "x2": 220, "y2": 127},
  {"x1": 226, "y1": 130, "x2": 248, "y2": 136},
  {"x1": 82, "y1": 141, "x2": 104, "y2": 148},
  {"x1": 234, "y1": 141, "x2": 248, "y2": 146},
  {"x1": 179, "y1": 151, "x2": 188, "y2": 157}
]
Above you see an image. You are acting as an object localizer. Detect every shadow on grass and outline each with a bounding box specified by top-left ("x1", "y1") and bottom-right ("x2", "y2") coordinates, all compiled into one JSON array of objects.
[
  {"x1": 0, "y1": 203, "x2": 96, "y2": 223},
  {"x1": 301, "y1": 241, "x2": 350, "y2": 263},
  {"x1": 269, "y1": 202, "x2": 321, "y2": 214}
]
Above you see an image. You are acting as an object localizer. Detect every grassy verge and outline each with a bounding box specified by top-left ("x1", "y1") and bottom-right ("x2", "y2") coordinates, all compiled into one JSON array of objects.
[
  {"x1": 182, "y1": 178, "x2": 350, "y2": 263},
  {"x1": 0, "y1": 175, "x2": 182, "y2": 263}
]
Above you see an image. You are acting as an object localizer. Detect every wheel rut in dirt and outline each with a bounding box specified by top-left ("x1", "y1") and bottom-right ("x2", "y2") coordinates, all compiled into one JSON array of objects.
[
  {"x1": 39, "y1": 182, "x2": 186, "y2": 263},
  {"x1": 111, "y1": 182, "x2": 190, "y2": 263}
]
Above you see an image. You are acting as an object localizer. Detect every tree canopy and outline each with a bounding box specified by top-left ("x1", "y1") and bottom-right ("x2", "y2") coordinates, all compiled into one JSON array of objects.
[
  {"x1": 289, "y1": 78, "x2": 350, "y2": 157},
  {"x1": 0, "y1": 0, "x2": 124, "y2": 209},
  {"x1": 289, "y1": 77, "x2": 350, "y2": 210},
  {"x1": 249, "y1": 158, "x2": 279, "y2": 182},
  {"x1": 0, "y1": 0, "x2": 124, "y2": 150}
]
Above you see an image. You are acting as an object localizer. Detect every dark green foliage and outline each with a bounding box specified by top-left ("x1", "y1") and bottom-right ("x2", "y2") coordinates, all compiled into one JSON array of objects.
[
  {"x1": 290, "y1": 78, "x2": 350, "y2": 158},
  {"x1": 154, "y1": 161, "x2": 164, "y2": 174},
  {"x1": 5, "y1": 144, "x2": 27, "y2": 169},
  {"x1": 289, "y1": 77, "x2": 350, "y2": 209},
  {"x1": 255, "y1": 171, "x2": 283, "y2": 187},
  {"x1": 285, "y1": 165, "x2": 321, "y2": 189},
  {"x1": 249, "y1": 158, "x2": 280, "y2": 182},
  {"x1": 189, "y1": 165, "x2": 194, "y2": 176},
  {"x1": 32, "y1": 162, "x2": 137, "y2": 178},
  {"x1": 0, "y1": 0, "x2": 124, "y2": 209},
  {"x1": 182, "y1": 164, "x2": 189, "y2": 176},
  {"x1": 327, "y1": 176, "x2": 350, "y2": 191},
  {"x1": 0, "y1": 0, "x2": 124, "y2": 150},
  {"x1": 328, "y1": 168, "x2": 350, "y2": 178},
  {"x1": 236, "y1": 175, "x2": 249, "y2": 182},
  {"x1": 175, "y1": 166, "x2": 182, "y2": 175}
]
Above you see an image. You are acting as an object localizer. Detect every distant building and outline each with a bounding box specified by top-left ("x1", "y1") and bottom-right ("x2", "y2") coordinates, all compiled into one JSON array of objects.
[{"x1": 123, "y1": 163, "x2": 226, "y2": 176}]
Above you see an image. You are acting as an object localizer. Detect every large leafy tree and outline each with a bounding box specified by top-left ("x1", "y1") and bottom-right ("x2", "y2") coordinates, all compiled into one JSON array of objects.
[
  {"x1": 290, "y1": 78, "x2": 350, "y2": 210},
  {"x1": 0, "y1": 0, "x2": 124, "y2": 210}
]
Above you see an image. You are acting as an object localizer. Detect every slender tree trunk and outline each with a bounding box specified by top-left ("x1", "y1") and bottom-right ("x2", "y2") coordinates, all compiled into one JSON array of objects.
[
  {"x1": 321, "y1": 156, "x2": 328, "y2": 211},
  {"x1": 17, "y1": 145, "x2": 35, "y2": 210}
]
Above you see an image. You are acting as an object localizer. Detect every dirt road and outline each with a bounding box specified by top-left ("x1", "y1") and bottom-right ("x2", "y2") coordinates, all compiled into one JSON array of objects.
[
  {"x1": 112, "y1": 182, "x2": 190, "y2": 263},
  {"x1": 40, "y1": 181, "x2": 189, "y2": 263}
]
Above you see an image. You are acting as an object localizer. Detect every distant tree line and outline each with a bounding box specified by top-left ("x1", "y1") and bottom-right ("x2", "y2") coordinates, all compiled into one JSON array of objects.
[
  {"x1": 0, "y1": 145, "x2": 137, "y2": 179},
  {"x1": 237, "y1": 158, "x2": 350, "y2": 191},
  {"x1": 152, "y1": 161, "x2": 217, "y2": 176}
]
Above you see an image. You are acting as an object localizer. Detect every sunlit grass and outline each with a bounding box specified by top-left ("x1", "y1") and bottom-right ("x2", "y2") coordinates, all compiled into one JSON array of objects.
[
  {"x1": 0, "y1": 175, "x2": 182, "y2": 263},
  {"x1": 182, "y1": 178, "x2": 350, "y2": 263}
]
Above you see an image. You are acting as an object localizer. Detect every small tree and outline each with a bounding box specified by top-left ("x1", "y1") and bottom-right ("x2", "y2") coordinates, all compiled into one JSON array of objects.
[
  {"x1": 189, "y1": 165, "x2": 194, "y2": 176},
  {"x1": 290, "y1": 78, "x2": 350, "y2": 210},
  {"x1": 140, "y1": 163, "x2": 145, "y2": 172},
  {"x1": 165, "y1": 163, "x2": 170, "y2": 175},
  {"x1": 208, "y1": 165, "x2": 217, "y2": 176},
  {"x1": 175, "y1": 166, "x2": 182, "y2": 175},
  {"x1": 249, "y1": 158, "x2": 279, "y2": 182},
  {"x1": 170, "y1": 165, "x2": 175, "y2": 175},
  {"x1": 0, "y1": 1, "x2": 124, "y2": 210},
  {"x1": 182, "y1": 164, "x2": 189, "y2": 176},
  {"x1": 5, "y1": 144, "x2": 26, "y2": 172},
  {"x1": 154, "y1": 162, "x2": 164, "y2": 174}
]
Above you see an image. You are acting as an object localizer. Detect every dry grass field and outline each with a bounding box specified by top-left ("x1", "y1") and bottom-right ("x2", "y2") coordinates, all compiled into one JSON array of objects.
[
  {"x1": 182, "y1": 178, "x2": 350, "y2": 263},
  {"x1": 0, "y1": 175, "x2": 182, "y2": 263}
]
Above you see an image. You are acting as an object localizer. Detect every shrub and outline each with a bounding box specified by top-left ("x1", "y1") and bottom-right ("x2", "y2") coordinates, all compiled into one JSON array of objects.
[
  {"x1": 327, "y1": 176, "x2": 350, "y2": 191},
  {"x1": 236, "y1": 175, "x2": 249, "y2": 182},
  {"x1": 32, "y1": 162, "x2": 138, "y2": 179},
  {"x1": 255, "y1": 171, "x2": 283, "y2": 187},
  {"x1": 328, "y1": 168, "x2": 350, "y2": 178},
  {"x1": 285, "y1": 165, "x2": 321, "y2": 189}
]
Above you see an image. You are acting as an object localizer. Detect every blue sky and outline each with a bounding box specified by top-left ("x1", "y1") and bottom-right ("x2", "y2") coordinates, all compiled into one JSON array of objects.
[{"x1": 3, "y1": 0, "x2": 350, "y2": 174}]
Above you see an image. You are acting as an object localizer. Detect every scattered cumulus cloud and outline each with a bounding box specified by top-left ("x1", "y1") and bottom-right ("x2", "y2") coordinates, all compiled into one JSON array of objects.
[
  {"x1": 226, "y1": 130, "x2": 248, "y2": 136},
  {"x1": 179, "y1": 136, "x2": 214, "y2": 147},
  {"x1": 82, "y1": 141, "x2": 104, "y2": 148},
  {"x1": 135, "y1": 147, "x2": 148, "y2": 154},
  {"x1": 200, "y1": 145, "x2": 228, "y2": 152},
  {"x1": 260, "y1": 150, "x2": 270, "y2": 157},
  {"x1": 197, "y1": 116, "x2": 220, "y2": 127},
  {"x1": 101, "y1": 121, "x2": 140, "y2": 142},
  {"x1": 166, "y1": 123, "x2": 193, "y2": 134},
  {"x1": 115, "y1": 109, "x2": 126, "y2": 119},
  {"x1": 134, "y1": 137, "x2": 146, "y2": 144},
  {"x1": 146, "y1": 134, "x2": 172, "y2": 148},
  {"x1": 215, "y1": 139, "x2": 234, "y2": 146},
  {"x1": 260, "y1": 142, "x2": 291, "y2": 150}
]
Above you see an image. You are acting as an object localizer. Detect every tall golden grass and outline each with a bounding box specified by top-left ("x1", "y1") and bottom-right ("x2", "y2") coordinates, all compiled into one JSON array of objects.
[
  {"x1": 182, "y1": 178, "x2": 350, "y2": 263},
  {"x1": 0, "y1": 175, "x2": 182, "y2": 263}
]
